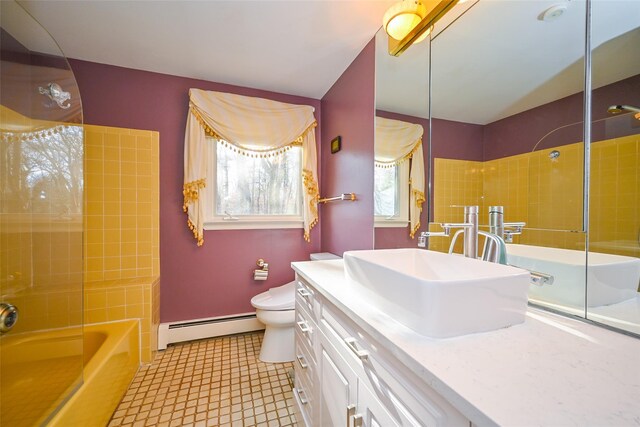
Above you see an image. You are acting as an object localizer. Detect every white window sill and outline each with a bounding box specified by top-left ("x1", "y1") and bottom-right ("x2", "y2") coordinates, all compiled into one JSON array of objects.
[
  {"x1": 375, "y1": 219, "x2": 409, "y2": 228},
  {"x1": 204, "y1": 219, "x2": 303, "y2": 231}
]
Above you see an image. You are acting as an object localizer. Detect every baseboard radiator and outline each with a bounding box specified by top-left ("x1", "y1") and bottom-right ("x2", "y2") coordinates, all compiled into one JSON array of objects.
[{"x1": 158, "y1": 312, "x2": 264, "y2": 350}]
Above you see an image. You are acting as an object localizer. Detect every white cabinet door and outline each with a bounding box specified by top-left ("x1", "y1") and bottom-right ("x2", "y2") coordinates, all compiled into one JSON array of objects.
[
  {"x1": 356, "y1": 381, "x2": 399, "y2": 427},
  {"x1": 319, "y1": 331, "x2": 358, "y2": 427}
]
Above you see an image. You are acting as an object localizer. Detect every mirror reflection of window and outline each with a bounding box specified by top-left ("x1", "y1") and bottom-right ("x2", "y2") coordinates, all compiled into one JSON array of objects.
[
  {"x1": 374, "y1": 162, "x2": 409, "y2": 223},
  {"x1": 374, "y1": 26, "x2": 430, "y2": 247}
]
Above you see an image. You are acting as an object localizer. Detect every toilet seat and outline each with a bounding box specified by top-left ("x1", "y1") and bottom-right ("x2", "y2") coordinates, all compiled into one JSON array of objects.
[{"x1": 250, "y1": 281, "x2": 295, "y2": 310}]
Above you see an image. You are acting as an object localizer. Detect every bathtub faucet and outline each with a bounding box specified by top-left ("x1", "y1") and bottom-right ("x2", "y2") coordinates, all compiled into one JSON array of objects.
[{"x1": 421, "y1": 205, "x2": 479, "y2": 259}]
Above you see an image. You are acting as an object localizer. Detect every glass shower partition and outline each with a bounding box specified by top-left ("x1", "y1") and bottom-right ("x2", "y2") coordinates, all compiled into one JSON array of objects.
[{"x1": 0, "y1": 2, "x2": 84, "y2": 425}]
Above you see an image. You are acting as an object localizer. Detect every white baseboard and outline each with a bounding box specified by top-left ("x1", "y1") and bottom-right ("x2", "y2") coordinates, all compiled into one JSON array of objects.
[{"x1": 158, "y1": 312, "x2": 264, "y2": 350}]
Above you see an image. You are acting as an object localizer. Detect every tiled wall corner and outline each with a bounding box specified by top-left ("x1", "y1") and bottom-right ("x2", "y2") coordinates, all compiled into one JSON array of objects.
[
  {"x1": 431, "y1": 158, "x2": 483, "y2": 252},
  {"x1": 432, "y1": 135, "x2": 637, "y2": 255},
  {"x1": 589, "y1": 134, "x2": 639, "y2": 257},
  {"x1": 83, "y1": 277, "x2": 158, "y2": 363},
  {"x1": 83, "y1": 124, "x2": 160, "y2": 363}
]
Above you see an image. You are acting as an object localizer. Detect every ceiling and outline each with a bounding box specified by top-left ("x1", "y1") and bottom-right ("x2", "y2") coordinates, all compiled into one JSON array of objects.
[
  {"x1": 8, "y1": 0, "x2": 640, "y2": 123},
  {"x1": 15, "y1": 0, "x2": 395, "y2": 99}
]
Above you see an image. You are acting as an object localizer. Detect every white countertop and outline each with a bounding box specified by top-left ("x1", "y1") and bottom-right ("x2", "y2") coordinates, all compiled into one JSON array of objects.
[{"x1": 292, "y1": 259, "x2": 640, "y2": 427}]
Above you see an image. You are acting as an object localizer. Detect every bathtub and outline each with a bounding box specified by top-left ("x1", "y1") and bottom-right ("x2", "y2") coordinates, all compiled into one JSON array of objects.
[
  {"x1": 1, "y1": 320, "x2": 139, "y2": 427},
  {"x1": 507, "y1": 244, "x2": 640, "y2": 308}
]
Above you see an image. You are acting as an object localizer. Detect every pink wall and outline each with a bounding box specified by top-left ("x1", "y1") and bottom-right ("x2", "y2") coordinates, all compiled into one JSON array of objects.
[
  {"x1": 320, "y1": 40, "x2": 376, "y2": 255},
  {"x1": 483, "y1": 74, "x2": 640, "y2": 160},
  {"x1": 1, "y1": 28, "x2": 80, "y2": 124},
  {"x1": 482, "y1": 92, "x2": 584, "y2": 161},
  {"x1": 1, "y1": 28, "x2": 32, "y2": 117},
  {"x1": 69, "y1": 59, "x2": 321, "y2": 323}
]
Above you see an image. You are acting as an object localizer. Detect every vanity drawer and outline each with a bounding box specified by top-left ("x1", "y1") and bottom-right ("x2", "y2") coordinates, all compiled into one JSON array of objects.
[
  {"x1": 294, "y1": 326, "x2": 317, "y2": 372},
  {"x1": 295, "y1": 337, "x2": 315, "y2": 389},
  {"x1": 295, "y1": 307, "x2": 315, "y2": 351},
  {"x1": 294, "y1": 360, "x2": 315, "y2": 426},
  {"x1": 320, "y1": 304, "x2": 468, "y2": 427},
  {"x1": 295, "y1": 276, "x2": 319, "y2": 319}
]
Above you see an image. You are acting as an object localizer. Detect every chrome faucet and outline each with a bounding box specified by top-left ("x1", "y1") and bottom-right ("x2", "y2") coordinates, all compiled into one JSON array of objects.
[
  {"x1": 483, "y1": 205, "x2": 525, "y2": 264},
  {"x1": 488, "y1": 206, "x2": 525, "y2": 243},
  {"x1": 421, "y1": 205, "x2": 479, "y2": 259},
  {"x1": 422, "y1": 205, "x2": 509, "y2": 264}
]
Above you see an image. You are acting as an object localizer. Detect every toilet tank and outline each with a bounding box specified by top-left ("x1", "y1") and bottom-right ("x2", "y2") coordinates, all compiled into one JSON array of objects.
[{"x1": 310, "y1": 252, "x2": 341, "y2": 261}]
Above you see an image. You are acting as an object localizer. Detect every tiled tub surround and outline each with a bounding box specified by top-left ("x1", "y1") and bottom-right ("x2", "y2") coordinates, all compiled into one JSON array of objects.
[
  {"x1": 109, "y1": 332, "x2": 297, "y2": 427},
  {"x1": 84, "y1": 124, "x2": 160, "y2": 282},
  {"x1": 432, "y1": 134, "x2": 639, "y2": 255},
  {"x1": 83, "y1": 123, "x2": 161, "y2": 363},
  {"x1": 292, "y1": 259, "x2": 640, "y2": 426},
  {"x1": 85, "y1": 277, "x2": 160, "y2": 363}
]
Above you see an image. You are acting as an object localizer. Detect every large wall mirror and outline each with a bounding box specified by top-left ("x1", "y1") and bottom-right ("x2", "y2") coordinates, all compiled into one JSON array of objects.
[
  {"x1": 430, "y1": 0, "x2": 589, "y2": 312},
  {"x1": 374, "y1": 0, "x2": 640, "y2": 336},
  {"x1": 587, "y1": 1, "x2": 640, "y2": 335}
]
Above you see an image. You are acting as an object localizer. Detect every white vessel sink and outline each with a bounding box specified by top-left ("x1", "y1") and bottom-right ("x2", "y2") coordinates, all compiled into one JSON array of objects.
[{"x1": 343, "y1": 249, "x2": 530, "y2": 338}]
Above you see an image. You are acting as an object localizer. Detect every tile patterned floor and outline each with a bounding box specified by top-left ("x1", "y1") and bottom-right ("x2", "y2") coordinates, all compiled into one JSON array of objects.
[{"x1": 108, "y1": 332, "x2": 298, "y2": 427}]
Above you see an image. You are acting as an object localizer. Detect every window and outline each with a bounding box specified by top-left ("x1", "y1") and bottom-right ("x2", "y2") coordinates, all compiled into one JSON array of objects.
[
  {"x1": 204, "y1": 139, "x2": 303, "y2": 229},
  {"x1": 374, "y1": 162, "x2": 409, "y2": 227}
]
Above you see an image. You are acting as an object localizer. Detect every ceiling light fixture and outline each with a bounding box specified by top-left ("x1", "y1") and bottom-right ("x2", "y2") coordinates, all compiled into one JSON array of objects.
[
  {"x1": 383, "y1": 0, "x2": 428, "y2": 41},
  {"x1": 539, "y1": 4, "x2": 568, "y2": 22},
  {"x1": 384, "y1": 0, "x2": 460, "y2": 57}
]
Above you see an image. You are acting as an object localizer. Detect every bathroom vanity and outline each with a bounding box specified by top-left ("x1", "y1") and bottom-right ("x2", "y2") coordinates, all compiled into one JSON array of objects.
[{"x1": 291, "y1": 259, "x2": 640, "y2": 426}]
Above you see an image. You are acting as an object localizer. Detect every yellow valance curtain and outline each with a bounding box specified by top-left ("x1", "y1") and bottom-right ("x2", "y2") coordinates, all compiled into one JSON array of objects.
[
  {"x1": 183, "y1": 89, "x2": 319, "y2": 246},
  {"x1": 375, "y1": 116, "x2": 425, "y2": 238}
]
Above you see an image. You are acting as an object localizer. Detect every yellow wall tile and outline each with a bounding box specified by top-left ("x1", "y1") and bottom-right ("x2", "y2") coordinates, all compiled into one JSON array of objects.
[
  {"x1": 86, "y1": 258, "x2": 104, "y2": 273},
  {"x1": 126, "y1": 304, "x2": 144, "y2": 318},
  {"x1": 107, "y1": 289, "x2": 126, "y2": 307},
  {"x1": 104, "y1": 202, "x2": 121, "y2": 216},
  {"x1": 121, "y1": 162, "x2": 136, "y2": 176},
  {"x1": 122, "y1": 256, "x2": 137, "y2": 270},
  {"x1": 120, "y1": 269, "x2": 137, "y2": 279},
  {"x1": 103, "y1": 270, "x2": 122, "y2": 280},
  {"x1": 104, "y1": 230, "x2": 121, "y2": 245},
  {"x1": 86, "y1": 309, "x2": 108, "y2": 324},
  {"x1": 107, "y1": 306, "x2": 127, "y2": 321},
  {"x1": 104, "y1": 216, "x2": 120, "y2": 230},
  {"x1": 126, "y1": 287, "x2": 144, "y2": 305},
  {"x1": 86, "y1": 290, "x2": 107, "y2": 310}
]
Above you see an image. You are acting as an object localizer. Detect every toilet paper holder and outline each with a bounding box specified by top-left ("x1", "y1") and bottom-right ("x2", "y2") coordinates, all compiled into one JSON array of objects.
[
  {"x1": 254, "y1": 259, "x2": 269, "y2": 281},
  {"x1": 256, "y1": 259, "x2": 269, "y2": 271}
]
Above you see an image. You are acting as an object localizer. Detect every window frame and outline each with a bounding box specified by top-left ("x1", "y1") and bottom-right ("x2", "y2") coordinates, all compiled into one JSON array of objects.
[
  {"x1": 374, "y1": 161, "x2": 410, "y2": 228},
  {"x1": 203, "y1": 138, "x2": 304, "y2": 230}
]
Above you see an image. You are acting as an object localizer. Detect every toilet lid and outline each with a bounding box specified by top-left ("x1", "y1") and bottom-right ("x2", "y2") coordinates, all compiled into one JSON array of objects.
[{"x1": 250, "y1": 281, "x2": 296, "y2": 310}]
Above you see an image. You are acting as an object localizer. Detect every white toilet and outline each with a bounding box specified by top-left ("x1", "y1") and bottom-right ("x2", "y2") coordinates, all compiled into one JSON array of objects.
[{"x1": 251, "y1": 252, "x2": 340, "y2": 363}]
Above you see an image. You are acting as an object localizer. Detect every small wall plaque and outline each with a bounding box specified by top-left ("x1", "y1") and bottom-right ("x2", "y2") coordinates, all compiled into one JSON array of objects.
[{"x1": 331, "y1": 136, "x2": 341, "y2": 154}]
